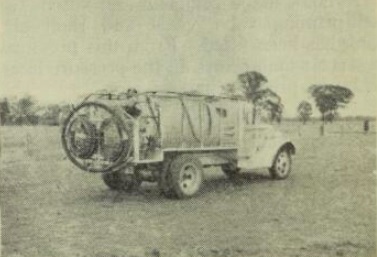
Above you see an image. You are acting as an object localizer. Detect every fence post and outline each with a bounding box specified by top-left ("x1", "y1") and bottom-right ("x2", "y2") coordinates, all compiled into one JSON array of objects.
[
  {"x1": 320, "y1": 124, "x2": 324, "y2": 136},
  {"x1": 26, "y1": 131, "x2": 32, "y2": 156},
  {"x1": 0, "y1": 115, "x2": 2, "y2": 157},
  {"x1": 364, "y1": 119, "x2": 369, "y2": 134}
]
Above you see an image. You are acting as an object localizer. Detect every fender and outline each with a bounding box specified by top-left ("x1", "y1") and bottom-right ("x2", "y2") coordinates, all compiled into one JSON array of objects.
[
  {"x1": 239, "y1": 126, "x2": 295, "y2": 170},
  {"x1": 257, "y1": 131, "x2": 295, "y2": 169}
]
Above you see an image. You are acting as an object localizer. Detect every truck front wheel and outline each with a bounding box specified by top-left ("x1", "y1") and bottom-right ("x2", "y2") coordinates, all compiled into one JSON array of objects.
[
  {"x1": 165, "y1": 155, "x2": 204, "y2": 199},
  {"x1": 269, "y1": 148, "x2": 292, "y2": 180}
]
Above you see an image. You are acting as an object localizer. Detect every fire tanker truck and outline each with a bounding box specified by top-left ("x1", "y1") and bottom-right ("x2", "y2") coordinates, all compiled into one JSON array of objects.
[{"x1": 61, "y1": 90, "x2": 295, "y2": 199}]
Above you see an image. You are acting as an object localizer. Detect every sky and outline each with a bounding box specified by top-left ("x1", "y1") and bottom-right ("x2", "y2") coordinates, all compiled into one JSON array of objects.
[{"x1": 0, "y1": 0, "x2": 376, "y2": 117}]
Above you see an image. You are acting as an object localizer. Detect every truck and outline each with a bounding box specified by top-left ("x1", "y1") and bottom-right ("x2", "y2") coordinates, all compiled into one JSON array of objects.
[{"x1": 61, "y1": 90, "x2": 295, "y2": 199}]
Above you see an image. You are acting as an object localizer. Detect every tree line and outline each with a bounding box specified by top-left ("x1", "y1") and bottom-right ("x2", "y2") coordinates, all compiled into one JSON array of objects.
[
  {"x1": 222, "y1": 71, "x2": 283, "y2": 124},
  {"x1": 0, "y1": 72, "x2": 354, "y2": 126},
  {"x1": 221, "y1": 71, "x2": 354, "y2": 126},
  {"x1": 0, "y1": 96, "x2": 72, "y2": 126}
]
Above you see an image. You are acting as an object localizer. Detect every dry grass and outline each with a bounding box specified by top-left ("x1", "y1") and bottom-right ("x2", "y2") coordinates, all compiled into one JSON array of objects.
[{"x1": 0, "y1": 121, "x2": 375, "y2": 257}]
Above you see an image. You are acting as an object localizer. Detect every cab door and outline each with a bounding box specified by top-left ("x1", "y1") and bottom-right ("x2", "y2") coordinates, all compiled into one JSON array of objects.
[
  {"x1": 237, "y1": 102, "x2": 272, "y2": 169},
  {"x1": 214, "y1": 101, "x2": 239, "y2": 147}
]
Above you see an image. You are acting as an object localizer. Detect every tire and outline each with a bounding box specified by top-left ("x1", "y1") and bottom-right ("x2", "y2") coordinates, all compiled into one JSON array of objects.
[
  {"x1": 163, "y1": 155, "x2": 204, "y2": 199},
  {"x1": 102, "y1": 170, "x2": 141, "y2": 192},
  {"x1": 158, "y1": 159, "x2": 177, "y2": 199},
  {"x1": 269, "y1": 148, "x2": 292, "y2": 180},
  {"x1": 221, "y1": 162, "x2": 240, "y2": 180}
]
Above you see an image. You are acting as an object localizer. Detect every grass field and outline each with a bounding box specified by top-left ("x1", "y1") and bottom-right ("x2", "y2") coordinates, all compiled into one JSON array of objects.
[{"x1": 0, "y1": 121, "x2": 376, "y2": 257}]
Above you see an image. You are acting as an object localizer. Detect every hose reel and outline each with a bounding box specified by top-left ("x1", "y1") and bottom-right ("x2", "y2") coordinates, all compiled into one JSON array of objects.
[
  {"x1": 62, "y1": 102, "x2": 133, "y2": 173},
  {"x1": 67, "y1": 116, "x2": 98, "y2": 159}
]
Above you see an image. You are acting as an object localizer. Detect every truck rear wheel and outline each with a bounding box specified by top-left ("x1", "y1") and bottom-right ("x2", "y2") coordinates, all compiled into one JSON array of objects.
[
  {"x1": 221, "y1": 162, "x2": 240, "y2": 180},
  {"x1": 158, "y1": 159, "x2": 176, "y2": 198},
  {"x1": 269, "y1": 148, "x2": 292, "y2": 180},
  {"x1": 163, "y1": 155, "x2": 204, "y2": 199},
  {"x1": 102, "y1": 169, "x2": 141, "y2": 192}
]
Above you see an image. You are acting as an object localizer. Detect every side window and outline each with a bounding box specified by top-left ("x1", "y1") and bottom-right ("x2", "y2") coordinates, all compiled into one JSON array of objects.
[
  {"x1": 243, "y1": 104, "x2": 253, "y2": 124},
  {"x1": 216, "y1": 108, "x2": 227, "y2": 118}
]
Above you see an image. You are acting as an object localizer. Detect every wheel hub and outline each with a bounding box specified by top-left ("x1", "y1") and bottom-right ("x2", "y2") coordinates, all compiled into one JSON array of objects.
[
  {"x1": 179, "y1": 165, "x2": 200, "y2": 195},
  {"x1": 276, "y1": 152, "x2": 290, "y2": 175}
]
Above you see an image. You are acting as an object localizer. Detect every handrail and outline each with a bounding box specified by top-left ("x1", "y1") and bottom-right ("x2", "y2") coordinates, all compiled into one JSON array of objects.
[
  {"x1": 145, "y1": 95, "x2": 161, "y2": 136},
  {"x1": 179, "y1": 97, "x2": 201, "y2": 142},
  {"x1": 142, "y1": 91, "x2": 246, "y2": 101}
]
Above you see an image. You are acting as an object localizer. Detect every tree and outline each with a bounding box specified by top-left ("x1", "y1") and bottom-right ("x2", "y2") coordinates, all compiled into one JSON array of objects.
[
  {"x1": 0, "y1": 98, "x2": 10, "y2": 125},
  {"x1": 297, "y1": 101, "x2": 312, "y2": 124},
  {"x1": 324, "y1": 111, "x2": 339, "y2": 123},
  {"x1": 10, "y1": 96, "x2": 38, "y2": 125},
  {"x1": 258, "y1": 88, "x2": 283, "y2": 123},
  {"x1": 39, "y1": 104, "x2": 62, "y2": 125},
  {"x1": 59, "y1": 104, "x2": 74, "y2": 126},
  {"x1": 221, "y1": 83, "x2": 244, "y2": 99},
  {"x1": 309, "y1": 85, "x2": 353, "y2": 125},
  {"x1": 221, "y1": 71, "x2": 284, "y2": 124},
  {"x1": 238, "y1": 71, "x2": 268, "y2": 124}
]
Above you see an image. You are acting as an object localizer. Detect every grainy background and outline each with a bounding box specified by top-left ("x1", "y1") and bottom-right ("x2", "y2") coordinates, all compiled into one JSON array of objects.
[{"x1": 1, "y1": 0, "x2": 376, "y2": 256}]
